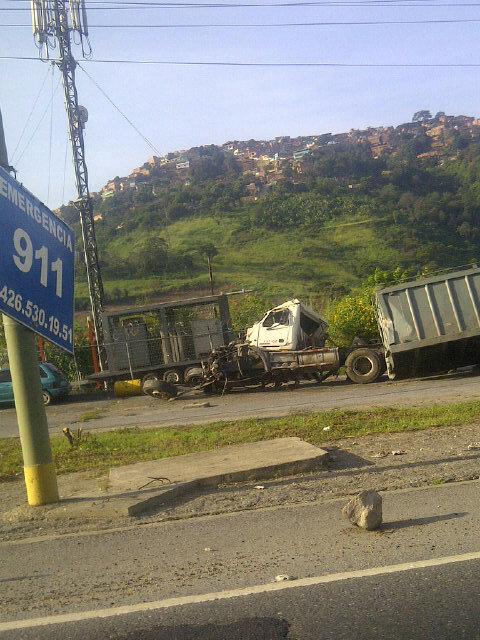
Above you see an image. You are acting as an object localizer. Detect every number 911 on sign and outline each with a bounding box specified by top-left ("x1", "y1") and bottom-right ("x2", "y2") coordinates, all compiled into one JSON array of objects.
[{"x1": 0, "y1": 167, "x2": 75, "y2": 354}]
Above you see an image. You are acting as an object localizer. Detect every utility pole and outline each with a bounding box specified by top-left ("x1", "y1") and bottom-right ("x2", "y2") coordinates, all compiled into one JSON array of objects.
[
  {"x1": 0, "y1": 108, "x2": 59, "y2": 506},
  {"x1": 207, "y1": 254, "x2": 215, "y2": 297},
  {"x1": 31, "y1": 0, "x2": 107, "y2": 369}
]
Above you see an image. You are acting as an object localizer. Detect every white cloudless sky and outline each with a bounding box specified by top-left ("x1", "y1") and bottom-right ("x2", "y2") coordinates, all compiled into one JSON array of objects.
[{"x1": 1, "y1": 0, "x2": 479, "y2": 209}]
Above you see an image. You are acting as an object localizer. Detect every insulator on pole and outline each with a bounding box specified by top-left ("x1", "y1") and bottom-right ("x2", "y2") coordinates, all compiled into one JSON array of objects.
[
  {"x1": 80, "y1": 0, "x2": 89, "y2": 37},
  {"x1": 69, "y1": 0, "x2": 88, "y2": 37},
  {"x1": 31, "y1": 0, "x2": 46, "y2": 44}
]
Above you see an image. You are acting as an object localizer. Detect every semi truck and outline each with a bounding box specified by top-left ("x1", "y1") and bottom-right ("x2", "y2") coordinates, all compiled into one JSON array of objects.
[{"x1": 198, "y1": 267, "x2": 480, "y2": 393}]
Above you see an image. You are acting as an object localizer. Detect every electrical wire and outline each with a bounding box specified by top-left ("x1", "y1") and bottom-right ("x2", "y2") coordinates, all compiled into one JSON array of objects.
[
  {"x1": 10, "y1": 64, "x2": 51, "y2": 164},
  {"x1": 6, "y1": 17, "x2": 480, "y2": 26},
  {"x1": 46, "y1": 64, "x2": 54, "y2": 205},
  {"x1": 15, "y1": 56, "x2": 480, "y2": 66},
  {"x1": 4, "y1": 1, "x2": 480, "y2": 8},
  {"x1": 15, "y1": 75, "x2": 61, "y2": 166},
  {"x1": 6, "y1": 54, "x2": 480, "y2": 66},
  {"x1": 76, "y1": 62, "x2": 161, "y2": 155},
  {"x1": 1, "y1": 0, "x2": 461, "y2": 5},
  {"x1": 61, "y1": 135, "x2": 68, "y2": 204}
]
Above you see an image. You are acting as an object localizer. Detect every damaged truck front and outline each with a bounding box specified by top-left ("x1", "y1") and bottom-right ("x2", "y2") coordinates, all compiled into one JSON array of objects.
[
  {"x1": 200, "y1": 299, "x2": 385, "y2": 393},
  {"x1": 201, "y1": 266, "x2": 480, "y2": 393}
]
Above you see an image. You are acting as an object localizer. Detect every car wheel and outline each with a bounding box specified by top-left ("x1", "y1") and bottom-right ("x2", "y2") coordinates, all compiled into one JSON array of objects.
[{"x1": 42, "y1": 390, "x2": 53, "y2": 405}]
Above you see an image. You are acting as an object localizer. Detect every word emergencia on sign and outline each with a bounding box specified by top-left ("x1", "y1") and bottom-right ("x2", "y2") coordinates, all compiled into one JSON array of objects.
[{"x1": 0, "y1": 167, "x2": 75, "y2": 353}]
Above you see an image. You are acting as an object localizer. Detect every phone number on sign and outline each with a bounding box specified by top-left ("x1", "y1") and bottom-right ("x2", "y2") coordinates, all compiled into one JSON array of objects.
[{"x1": 0, "y1": 285, "x2": 73, "y2": 344}]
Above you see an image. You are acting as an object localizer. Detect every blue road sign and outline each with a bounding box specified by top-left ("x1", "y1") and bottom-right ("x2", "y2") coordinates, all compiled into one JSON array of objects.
[{"x1": 0, "y1": 167, "x2": 75, "y2": 353}]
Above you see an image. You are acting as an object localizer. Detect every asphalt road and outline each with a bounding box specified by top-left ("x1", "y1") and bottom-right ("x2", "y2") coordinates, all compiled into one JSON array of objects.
[
  {"x1": 2, "y1": 369, "x2": 480, "y2": 438},
  {"x1": 1, "y1": 480, "x2": 480, "y2": 638},
  {"x1": 3, "y1": 559, "x2": 480, "y2": 639}
]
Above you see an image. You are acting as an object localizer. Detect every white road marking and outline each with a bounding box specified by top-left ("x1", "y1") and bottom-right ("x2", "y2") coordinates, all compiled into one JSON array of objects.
[{"x1": 2, "y1": 550, "x2": 480, "y2": 631}]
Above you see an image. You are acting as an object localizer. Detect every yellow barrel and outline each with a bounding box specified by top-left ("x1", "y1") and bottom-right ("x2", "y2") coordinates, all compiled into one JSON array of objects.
[{"x1": 114, "y1": 379, "x2": 142, "y2": 398}]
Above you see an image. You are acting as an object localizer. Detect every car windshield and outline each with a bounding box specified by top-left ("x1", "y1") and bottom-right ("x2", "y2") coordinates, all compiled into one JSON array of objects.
[{"x1": 262, "y1": 310, "x2": 291, "y2": 327}]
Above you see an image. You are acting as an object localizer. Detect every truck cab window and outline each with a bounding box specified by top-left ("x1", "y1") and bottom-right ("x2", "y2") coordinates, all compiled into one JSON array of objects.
[{"x1": 262, "y1": 310, "x2": 291, "y2": 328}]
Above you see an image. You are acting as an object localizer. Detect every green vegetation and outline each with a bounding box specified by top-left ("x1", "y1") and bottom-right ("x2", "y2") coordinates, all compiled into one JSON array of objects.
[
  {"x1": 4, "y1": 128, "x2": 480, "y2": 375},
  {"x1": 63, "y1": 138, "x2": 480, "y2": 314},
  {"x1": 1, "y1": 399, "x2": 480, "y2": 480}
]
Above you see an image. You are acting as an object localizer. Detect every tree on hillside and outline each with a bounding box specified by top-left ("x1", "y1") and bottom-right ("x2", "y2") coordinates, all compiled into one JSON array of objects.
[
  {"x1": 412, "y1": 110, "x2": 432, "y2": 122},
  {"x1": 136, "y1": 236, "x2": 169, "y2": 275},
  {"x1": 190, "y1": 146, "x2": 239, "y2": 182},
  {"x1": 198, "y1": 243, "x2": 219, "y2": 295}
]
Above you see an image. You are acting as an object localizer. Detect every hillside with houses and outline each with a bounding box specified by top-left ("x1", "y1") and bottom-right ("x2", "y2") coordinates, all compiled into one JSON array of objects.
[
  {"x1": 89, "y1": 112, "x2": 480, "y2": 203},
  {"x1": 57, "y1": 111, "x2": 480, "y2": 310}
]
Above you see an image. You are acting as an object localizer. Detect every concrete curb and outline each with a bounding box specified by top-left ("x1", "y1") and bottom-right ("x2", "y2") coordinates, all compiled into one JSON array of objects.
[
  {"x1": 126, "y1": 454, "x2": 329, "y2": 516},
  {"x1": 1, "y1": 439, "x2": 329, "y2": 523}
]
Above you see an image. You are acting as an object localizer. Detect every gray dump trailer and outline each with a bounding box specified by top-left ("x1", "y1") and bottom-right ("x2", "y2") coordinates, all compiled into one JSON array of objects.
[{"x1": 376, "y1": 267, "x2": 480, "y2": 379}]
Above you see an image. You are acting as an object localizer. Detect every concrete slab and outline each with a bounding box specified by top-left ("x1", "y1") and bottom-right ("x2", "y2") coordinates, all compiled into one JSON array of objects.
[
  {"x1": 107, "y1": 438, "x2": 328, "y2": 516},
  {"x1": 1, "y1": 439, "x2": 328, "y2": 524},
  {"x1": 109, "y1": 438, "x2": 329, "y2": 494}
]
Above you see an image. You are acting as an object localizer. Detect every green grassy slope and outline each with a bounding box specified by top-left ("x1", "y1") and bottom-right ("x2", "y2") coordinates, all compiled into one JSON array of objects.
[{"x1": 75, "y1": 211, "x2": 404, "y2": 308}]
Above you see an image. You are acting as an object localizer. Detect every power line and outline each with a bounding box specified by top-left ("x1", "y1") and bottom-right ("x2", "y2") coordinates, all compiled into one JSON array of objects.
[
  {"x1": 61, "y1": 135, "x2": 68, "y2": 205},
  {"x1": 5, "y1": 54, "x2": 480, "y2": 66},
  {"x1": 0, "y1": 0, "x2": 455, "y2": 5},
  {"x1": 14, "y1": 75, "x2": 61, "y2": 166},
  {"x1": 46, "y1": 64, "x2": 54, "y2": 205},
  {"x1": 10, "y1": 64, "x2": 51, "y2": 163},
  {"x1": 77, "y1": 62, "x2": 161, "y2": 155},
  {"x1": 6, "y1": 17, "x2": 480, "y2": 26},
  {"x1": 4, "y1": 1, "x2": 480, "y2": 9}
]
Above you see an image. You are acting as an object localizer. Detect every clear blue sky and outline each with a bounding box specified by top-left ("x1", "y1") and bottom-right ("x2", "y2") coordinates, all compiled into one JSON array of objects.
[{"x1": 1, "y1": 0, "x2": 479, "y2": 208}]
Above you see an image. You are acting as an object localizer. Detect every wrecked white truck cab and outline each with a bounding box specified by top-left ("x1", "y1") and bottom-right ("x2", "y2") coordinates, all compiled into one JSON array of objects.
[
  {"x1": 246, "y1": 299, "x2": 328, "y2": 351},
  {"x1": 200, "y1": 299, "x2": 385, "y2": 393}
]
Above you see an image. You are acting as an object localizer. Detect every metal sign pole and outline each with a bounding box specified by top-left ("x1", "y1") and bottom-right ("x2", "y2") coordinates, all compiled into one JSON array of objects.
[{"x1": 0, "y1": 108, "x2": 59, "y2": 506}]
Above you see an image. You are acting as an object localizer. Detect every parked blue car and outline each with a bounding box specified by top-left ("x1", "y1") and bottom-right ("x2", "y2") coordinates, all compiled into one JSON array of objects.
[{"x1": 0, "y1": 362, "x2": 71, "y2": 407}]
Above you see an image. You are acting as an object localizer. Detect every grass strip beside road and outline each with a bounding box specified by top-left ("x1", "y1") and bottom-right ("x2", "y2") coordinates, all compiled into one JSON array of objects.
[{"x1": 1, "y1": 399, "x2": 480, "y2": 481}]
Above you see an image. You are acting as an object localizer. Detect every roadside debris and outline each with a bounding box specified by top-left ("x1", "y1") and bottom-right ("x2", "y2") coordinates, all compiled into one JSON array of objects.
[
  {"x1": 274, "y1": 574, "x2": 292, "y2": 582},
  {"x1": 372, "y1": 450, "x2": 406, "y2": 458},
  {"x1": 343, "y1": 490, "x2": 383, "y2": 531},
  {"x1": 143, "y1": 379, "x2": 177, "y2": 400},
  {"x1": 183, "y1": 401, "x2": 212, "y2": 409},
  {"x1": 254, "y1": 485, "x2": 265, "y2": 490},
  {"x1": 467, "y1": 443, "x2": 480, "y2": 450},
  {"x1": 322, "y1": 426, "x2": 331, "y2": 432}
]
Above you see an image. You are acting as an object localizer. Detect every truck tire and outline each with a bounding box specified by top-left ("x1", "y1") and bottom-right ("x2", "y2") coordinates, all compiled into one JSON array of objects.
[
  {"x1": 163, "y1": 369, "x2": 182, "y2": 384},
  {"x1": 345, "y1": 348, "x2": 382, "y2": 384},
  {"x1": 185, "y1": 367, "x2": 204, "y2": 387},
  {"x1": 142, "y1": 377, "x2": 177, "y2": 399}
]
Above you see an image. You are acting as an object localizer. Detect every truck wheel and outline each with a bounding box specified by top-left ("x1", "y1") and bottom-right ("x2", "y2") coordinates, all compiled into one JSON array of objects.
[
  {"x1": 142, "y1": 376, "x2": 177, "y2": 399},
  {"x1": 185, "y1": 367, "x2": 204, "y2": 387},
  {"x1": 345, "y1": 348, "x2": 382, "y2": 384},
  {"x1": 163, "y1": 369, "x2": 182, "y2": 384}
]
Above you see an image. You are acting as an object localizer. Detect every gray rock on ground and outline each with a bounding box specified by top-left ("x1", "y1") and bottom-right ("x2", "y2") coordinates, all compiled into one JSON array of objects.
[{"x1": 343, "y1": 490, "x2": 382, "y2": 530}]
